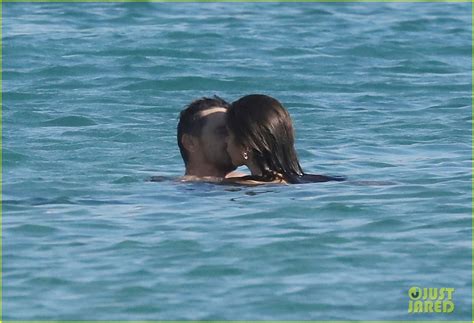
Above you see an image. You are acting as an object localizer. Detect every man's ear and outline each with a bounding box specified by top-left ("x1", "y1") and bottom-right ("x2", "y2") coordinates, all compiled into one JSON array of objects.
[{"x1": 182, "y1": 134, "x2": 198, "y2": 152}]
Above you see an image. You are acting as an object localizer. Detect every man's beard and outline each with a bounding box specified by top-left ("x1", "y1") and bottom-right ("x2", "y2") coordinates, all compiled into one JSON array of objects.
[
  {"x1": 206, "y1": 152, "x2": 236, "y2": 175},
  {"x1": 215, "y1": 155, "x2": 237, "y2": 174},
  {"x1": 217, "y1": 160, "x2": 237, "y2": 174}
]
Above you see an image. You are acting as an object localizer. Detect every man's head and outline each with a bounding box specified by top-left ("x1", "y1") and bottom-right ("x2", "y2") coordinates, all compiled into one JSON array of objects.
[{"x1": 177, "y1": 96, "x2": 236, "y2": 176}]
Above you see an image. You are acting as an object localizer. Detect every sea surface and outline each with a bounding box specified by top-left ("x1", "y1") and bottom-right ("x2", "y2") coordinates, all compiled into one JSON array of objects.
[{"x1": 3, "y1": 2, "x2": 472, "y2": 320}]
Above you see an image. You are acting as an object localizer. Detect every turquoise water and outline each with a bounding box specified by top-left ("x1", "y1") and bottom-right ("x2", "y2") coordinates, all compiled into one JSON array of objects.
[{"x1": 3, "y1": 2, "x2": 472, "y2": 320}]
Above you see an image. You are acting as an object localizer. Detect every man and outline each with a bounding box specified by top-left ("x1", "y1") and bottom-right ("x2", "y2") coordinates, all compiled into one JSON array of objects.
[{"x1": 177, "y1": 96, "x2": 240, "y2": 180}]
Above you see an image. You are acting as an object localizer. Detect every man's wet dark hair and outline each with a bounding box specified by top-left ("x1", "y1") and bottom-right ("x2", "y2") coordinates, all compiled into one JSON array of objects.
[
  {"x1": 177, "y1": 96, "x2": 230, "y2": 166},
  {"x1": 227, "y1": 94, "x2": 345, "y2": 184}
]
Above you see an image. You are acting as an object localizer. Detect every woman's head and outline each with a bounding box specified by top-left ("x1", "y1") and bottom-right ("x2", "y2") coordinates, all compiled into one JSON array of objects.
[{"x1": 226, "y1": 94, "x2": 304, "y2": 183}]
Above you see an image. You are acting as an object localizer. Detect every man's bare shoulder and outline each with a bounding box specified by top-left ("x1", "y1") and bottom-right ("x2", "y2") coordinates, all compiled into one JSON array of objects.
[{"x1": 179, "y1": 175, "x2": 223, "y2": 183}]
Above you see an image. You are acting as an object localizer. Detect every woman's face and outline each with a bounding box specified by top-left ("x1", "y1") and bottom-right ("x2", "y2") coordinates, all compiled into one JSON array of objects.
[{"x1": 225, "y1": 129, "x2": 246, "y2": 167}]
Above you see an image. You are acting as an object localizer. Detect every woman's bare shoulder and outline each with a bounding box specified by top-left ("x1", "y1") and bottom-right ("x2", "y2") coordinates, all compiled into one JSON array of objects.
[{"x1": 224, "y1": 171, "x2": 248, "y2": 178}]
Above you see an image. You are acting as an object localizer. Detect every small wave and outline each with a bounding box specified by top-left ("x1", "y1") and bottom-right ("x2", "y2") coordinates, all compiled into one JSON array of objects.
[
  {"x1": 359, "y1": 218, "x2": 407, "y2": 231},
  {"x1": 391, "y1": 18, "x2": 432, "y2": 32},
  {"x1": 112, "y1": 240, "x2": 145, "y2": 250},
  {"x1": 121, "y1": 77, "x2": 233, "y2": 91},
  {"x1": 112, "y1": 176, "x2": 140, "y2": 184},
  {"x1": 27, "y1": 276, "x2": 70, "y2": 285},
  {"x1": 81, "y1": 48, "x2": 212, "y2": 60},
  {"x1": 306, "y1": 8, "x2": 333, "y2": 16},
  {"x1": 188, "y1": 264, "x2": 242, "y2": 277},
  {"x1": 110, "y1": 131, "x2": 141, "y2": 143},
  {"x1": 317, "y1": 202, "x2": 368, "y2": 214},
  {"x1": 4, "y1": 196, "x2": 75, "y2": 206},
  {"x1": 32, "y1": 64, "x2": 99, "y2": 77},
  {"x1": 10, "y1": 224, "x2": 59, "y2": 236},
  {"x1": 116, "y1": 285, "x2": 154, "y2": 297},
  {"x1": 41, "y1": 116, "x2": 97, "y2": 127},
  {"x1": 3, "y1": 91, "x2": 41, "y2": 101},
  {"x1": 3, "y1": 149, "x2": 29, "y2": 165},
  {"x1": 373, "y1": 59, "x2": 457, "y2": 75}
]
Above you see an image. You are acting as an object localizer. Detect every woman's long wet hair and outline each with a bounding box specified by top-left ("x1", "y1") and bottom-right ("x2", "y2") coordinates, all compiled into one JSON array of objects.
[{"x1": 227, "y1": 94, "x2": 305, "y2": 183}]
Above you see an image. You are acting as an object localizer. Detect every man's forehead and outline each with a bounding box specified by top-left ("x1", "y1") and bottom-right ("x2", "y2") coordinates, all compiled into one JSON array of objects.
[{"x1": 197, "y1": 107, "x2": 227, "y2": 119}]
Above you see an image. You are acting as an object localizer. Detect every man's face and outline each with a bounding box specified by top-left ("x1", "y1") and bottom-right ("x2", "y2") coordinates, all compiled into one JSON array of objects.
[{"x1": 197, "y1": 108, "x2": 236, "y2": 173}]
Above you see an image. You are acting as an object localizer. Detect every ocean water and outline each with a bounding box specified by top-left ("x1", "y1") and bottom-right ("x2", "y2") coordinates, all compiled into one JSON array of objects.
[{"x1": 3, "y1": 2, "x2": 472, "y2": 320}]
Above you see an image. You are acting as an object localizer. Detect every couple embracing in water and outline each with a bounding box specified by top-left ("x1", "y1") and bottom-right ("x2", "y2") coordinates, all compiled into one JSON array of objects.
[{"x1": 177, "y1": 94, "x2": 345, "y2": 185}]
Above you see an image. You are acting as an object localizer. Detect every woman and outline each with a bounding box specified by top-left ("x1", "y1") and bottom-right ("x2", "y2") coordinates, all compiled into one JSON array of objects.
[{"x1": 225, "y1": 94, "x2": 345, "y2": 184}]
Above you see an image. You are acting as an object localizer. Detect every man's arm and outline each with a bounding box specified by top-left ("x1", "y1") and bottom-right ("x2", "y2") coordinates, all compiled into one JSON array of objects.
[{"x1": 225, "y1": 171, "x2": 248, "y2": 178}]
